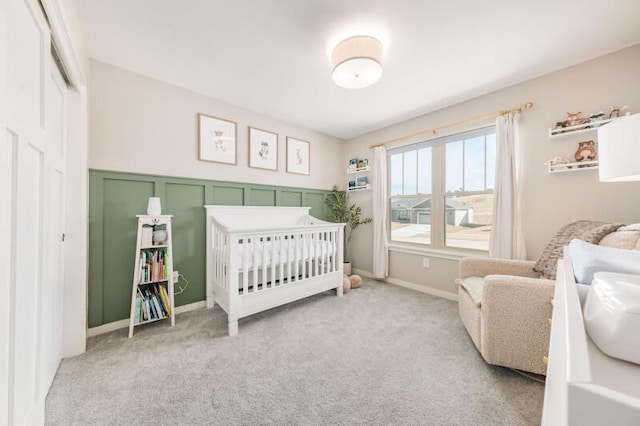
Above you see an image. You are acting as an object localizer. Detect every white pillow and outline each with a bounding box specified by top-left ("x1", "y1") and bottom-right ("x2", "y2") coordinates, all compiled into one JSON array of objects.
[{"x1": 569, "y1": 239, "x2": 640, "y2": 284}]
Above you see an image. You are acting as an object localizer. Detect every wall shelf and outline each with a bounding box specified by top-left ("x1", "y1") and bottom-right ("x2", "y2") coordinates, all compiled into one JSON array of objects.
[
  {"x1": 548, "y1": 114, "x2": 628, "y2": 139},
  {"x1": 347, "y1": 185, "x2": 370, "y2": 191},
  {"x1": 347, "y1": 158, "x2": 370, "y2": 191},
  {"x1": 547, "y1": 160, "x2": 598, "y2": 174},
  {"x1": 347, "y1": 165, "x2": 370, "y2": 174}
]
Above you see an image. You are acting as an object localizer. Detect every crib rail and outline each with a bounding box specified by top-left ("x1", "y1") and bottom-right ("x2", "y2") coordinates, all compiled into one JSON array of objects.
[{"x1": 212, "y1": 222, "x2": 343, "y2": 296}]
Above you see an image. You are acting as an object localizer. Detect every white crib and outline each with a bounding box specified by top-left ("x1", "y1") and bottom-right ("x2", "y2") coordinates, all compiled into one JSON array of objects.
[{"x1": 204, "y1": 205, "x2": 345, "y2": 336}]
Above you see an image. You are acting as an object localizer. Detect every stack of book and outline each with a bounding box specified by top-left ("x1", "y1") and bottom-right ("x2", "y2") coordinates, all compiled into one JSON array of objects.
[
  {"x1": 139, "y1": 248, "x2": 167, "y2": 283},
  {"x1": 134, "y1": 283, "x2": 172, "y2": 324}
]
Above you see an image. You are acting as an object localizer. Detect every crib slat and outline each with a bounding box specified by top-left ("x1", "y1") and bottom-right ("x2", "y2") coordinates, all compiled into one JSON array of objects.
[
  {"x1": 243, "y1": 238, "x2": 249, "y2": 293},
  {"x1": 262, "y1": 236, "x2": 267, "y2": 288},
  {"x1": 253, "y1": 238, "x2": 259, "y2": 291},
  {"x1": 307, "y1": 232, "x2": 313, "y2": 278},
  {"x1": 332, "y1": 231, "x2": 340, "y2": 272},
  {"x1": 301, "y1": 233, "x2": 307, "y2": 279},
  {"x1": 278, "y1": 235, "x2": 284, "y2": 285},
  {"x1": 286, "y1": 235, "x2": 292, "y2": 284},
  {"x1": 330, "y1": 231, "x2": 334, "y2": 273},
  {"x1": 323, "y1": 231, "x2": 328, "y2": 274},
  {"x1": 328, "y1": 231, "x2": 333, "y2": 273},
  {"x1": 271, "y1": 236, "x2": 277, "y2": 288},
  {"x1": 293, "y1": 233, "x2": 299, "y2": 282},
  {"x1": 314, "y1": 232, "x2": 319, "y2": 277}
]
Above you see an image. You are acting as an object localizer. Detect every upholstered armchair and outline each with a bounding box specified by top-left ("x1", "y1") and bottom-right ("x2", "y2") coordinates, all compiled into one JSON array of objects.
[
  {"x1": 457, "y1": 220, "x2": 626, "y2": 376},
  {"x1": 457, "y1": 258, "x2": 554, "y2": 375}
]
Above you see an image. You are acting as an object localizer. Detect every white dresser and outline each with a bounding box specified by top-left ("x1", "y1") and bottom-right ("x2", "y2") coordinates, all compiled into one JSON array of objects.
[{"x1": 542, "y1": 255, "x2": 640, "y2": 425}]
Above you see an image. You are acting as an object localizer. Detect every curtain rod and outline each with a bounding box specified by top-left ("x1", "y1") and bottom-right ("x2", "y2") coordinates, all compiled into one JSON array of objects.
[{"x1": 368, "y1": 101, "x2": 534, "y2": 149}]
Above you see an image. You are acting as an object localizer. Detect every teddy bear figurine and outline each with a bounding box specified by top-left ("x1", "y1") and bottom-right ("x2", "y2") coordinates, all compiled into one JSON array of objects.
[
  {"x1": 574, "y1": 141, "x2": 597, "y2": 162},
  {"x1": 342, "y1": 274, "x2": 363, "y2": 293}
]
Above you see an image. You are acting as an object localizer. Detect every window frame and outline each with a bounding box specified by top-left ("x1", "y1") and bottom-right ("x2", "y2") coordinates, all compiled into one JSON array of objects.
[{"x1": 388, "y1": 125, "x2": 496, "y2": 254}]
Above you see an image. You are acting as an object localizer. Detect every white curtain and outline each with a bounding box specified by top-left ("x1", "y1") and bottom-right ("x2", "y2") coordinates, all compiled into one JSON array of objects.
[
  {"x1": 489, "y1": 112, "x2": 526, "y2": 260},
  {"x1": 372, "y1": 146, "x2": 389, "y2": 278}
]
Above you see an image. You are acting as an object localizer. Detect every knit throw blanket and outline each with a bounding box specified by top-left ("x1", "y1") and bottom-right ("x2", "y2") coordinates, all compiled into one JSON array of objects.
[{"x1": 533, "y1": 220, "x2": 623, "y2": 280}]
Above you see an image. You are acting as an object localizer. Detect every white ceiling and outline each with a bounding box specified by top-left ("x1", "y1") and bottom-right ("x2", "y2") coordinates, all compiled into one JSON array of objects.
[{"x1": 73, "y1": 0, "x2": 640, "y2": 140}]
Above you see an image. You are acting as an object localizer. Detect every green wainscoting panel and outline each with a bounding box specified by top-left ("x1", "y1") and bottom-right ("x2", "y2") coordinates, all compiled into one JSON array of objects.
[
  {"x1": 96, "y1": 178, "x2": 155, "y2": 325},
  {"x1": 88, "y1": 169, "x2": 333, "y2": 328},
  {"x1": 281, "y1": 190, "x2": 302, "y2": 207},
  {"x1": 165, "y1": 182, "x2": 207, "y2": 306},
  {"x1": 211, "y1": 185, "x2": 244, "y2": 205},
  {"x1": 306, "y1": 192, "x2": 326, "y2": 219},
  {"x1": 249, "y1": 188, "x2": 276, "y2": 206}
]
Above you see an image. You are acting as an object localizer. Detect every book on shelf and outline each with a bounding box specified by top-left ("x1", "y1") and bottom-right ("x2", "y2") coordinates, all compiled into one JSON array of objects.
[
  {"x1": 134, "y1": 297, "x2": 142, "y2": 323},
  {"x1": 158, "y1": 285, "x2": 172, "y2": 316},
  {"x1": 138, "y1": 248, "x2": 168, "y2": 284},
  {"x1": 145, "y1": 290, "x2": 156, "y2": 318},
  {"x1": 136, "y1": 283, "x2": 172, "y2": 321}
]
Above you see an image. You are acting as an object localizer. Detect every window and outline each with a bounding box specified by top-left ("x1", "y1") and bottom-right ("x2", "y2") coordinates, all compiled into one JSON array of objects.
[{"x1": 389, "y1": 127, "x2": 496, "y2": 251}]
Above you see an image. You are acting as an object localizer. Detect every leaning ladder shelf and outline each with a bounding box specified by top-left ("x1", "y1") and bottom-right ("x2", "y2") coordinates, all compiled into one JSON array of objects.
[{"x1": 128, "y1": 215, "x2": 175, "y2": 338}]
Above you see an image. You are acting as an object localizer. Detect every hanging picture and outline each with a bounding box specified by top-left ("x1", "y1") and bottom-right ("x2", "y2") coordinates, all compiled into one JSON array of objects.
[
  {"x1": 248, "y1": 127, "x2": 278, "y2": 171},
  {"x1": 198, "y1": 113, "x2": 237, "y2": 165},
  {"x1": 286, "y1": 137, "x2": 310, "y2": 175}
]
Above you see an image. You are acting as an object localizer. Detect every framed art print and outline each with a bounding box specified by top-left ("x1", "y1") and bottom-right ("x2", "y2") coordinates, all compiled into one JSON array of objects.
[
  {"x1": 198, "y1": 113, "x2": 237, "y2": 165},
  {"x1": 248, "y1": 127, "x2": 278, "y2": 171},
  {"x1": 286, "y1": 137, "x2": 310, "y2": 175}
]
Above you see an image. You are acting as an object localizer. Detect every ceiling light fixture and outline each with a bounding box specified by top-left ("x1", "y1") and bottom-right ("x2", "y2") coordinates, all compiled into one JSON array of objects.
[{"x1": 331, "y1": 35, "x2": 383, "y2": 89}]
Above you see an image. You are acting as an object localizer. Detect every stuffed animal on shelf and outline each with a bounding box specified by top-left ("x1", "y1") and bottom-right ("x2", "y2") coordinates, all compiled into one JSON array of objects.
[
  {"x1": 545, "y1": 156, "x2": 572, "y2": 171},
  {"x1": 574, "y1": 141, "x2": 597, "y2": 162},
  {"x1": 342, "y1": 274, "x2": 363, "y2": 293},
  {"x1": 563, "y1": 112, "x2": 589, "y2": 127},
  {"x1": 609, "y1": 105, "x2": 629, "y2": 119}
]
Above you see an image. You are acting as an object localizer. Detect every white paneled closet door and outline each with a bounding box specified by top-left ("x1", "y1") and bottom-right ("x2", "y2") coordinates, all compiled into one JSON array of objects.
[
  {"x1": 41, "y1": 56, "x2": 67, "y2": 398},
  {"x1": 2, "y1": 0, "x2": 68, "y2": 424}
]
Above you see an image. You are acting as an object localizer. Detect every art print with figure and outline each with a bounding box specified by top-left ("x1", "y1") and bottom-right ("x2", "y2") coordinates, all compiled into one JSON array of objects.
[
  {"x1": 249, "y1": 127, "x2": 278, "y2": 171},
  {"x1": 198, "y1": 113, "x2": 237, "y2": 165},
  {"x1": 286, "y1": 137, "x2": 310, "y2": 175}
]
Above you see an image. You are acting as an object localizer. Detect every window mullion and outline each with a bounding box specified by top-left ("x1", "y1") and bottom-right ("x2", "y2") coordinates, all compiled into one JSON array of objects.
[
  {"x1": 483, "y1": 136, "x2": 487, "y2": 190},
  {"x1": 432, "y1": 144, "x2": 445, "y2": 249}
]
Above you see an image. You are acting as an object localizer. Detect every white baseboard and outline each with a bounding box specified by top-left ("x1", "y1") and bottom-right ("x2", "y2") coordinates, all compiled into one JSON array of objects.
[
  {"x1": 352, "y1": 268, "x2": 374, "y2": 278},
  {"x1": 352, "y1": 268, "x2": 457, "y2": 302},
  {"x1": 87, "y1": 301, "x2": 207, "y2": 337},
  {"x1": 385, "y1": 277, "x2": 458, "y2": 302}
]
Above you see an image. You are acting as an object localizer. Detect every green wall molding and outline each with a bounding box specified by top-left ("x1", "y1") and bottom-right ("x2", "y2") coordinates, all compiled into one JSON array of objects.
[{"x1": 88, "y1": 169, "x2": 333, "y2": 328}]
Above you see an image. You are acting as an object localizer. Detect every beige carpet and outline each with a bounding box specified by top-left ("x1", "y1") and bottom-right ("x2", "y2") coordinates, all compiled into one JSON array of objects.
[{"x1": 46, "y1": 280, "x2": 544, "y2": 425}]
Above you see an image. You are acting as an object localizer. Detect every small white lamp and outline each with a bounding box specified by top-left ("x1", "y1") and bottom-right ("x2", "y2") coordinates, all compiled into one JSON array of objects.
[
  {"x1": 598, "y1": 113, "x2": 640, "y2": 182},
  {"x1": 332, "y1": 35, "x2": 383, "y2": 89},
  {"x1": 147, "y1": 197, "x2": 162, "y2": 215}
]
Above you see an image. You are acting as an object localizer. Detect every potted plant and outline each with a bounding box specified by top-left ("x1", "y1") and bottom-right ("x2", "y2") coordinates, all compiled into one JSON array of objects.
[{"x1": 325, "y1": 185, "x2": 372, "y2": 275}]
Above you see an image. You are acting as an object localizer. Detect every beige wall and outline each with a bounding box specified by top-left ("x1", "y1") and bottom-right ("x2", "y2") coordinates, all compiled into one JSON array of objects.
[
  {"x1": 89, "y1": 60, "x2": 345, "y2": 190},
  {"x1": 346, "y1": 45, "x2": 640, "y2": 297}
]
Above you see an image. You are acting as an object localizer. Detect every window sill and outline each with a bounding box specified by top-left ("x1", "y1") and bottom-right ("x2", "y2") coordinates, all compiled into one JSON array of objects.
[{"x1": 388, "y1": 243, "x2": 489, "y2": 261}]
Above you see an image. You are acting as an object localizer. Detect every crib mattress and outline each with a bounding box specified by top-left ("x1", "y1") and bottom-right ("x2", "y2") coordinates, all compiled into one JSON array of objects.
[{"x1": 234, "y1": 240, "x2": 335, "y2": 270}]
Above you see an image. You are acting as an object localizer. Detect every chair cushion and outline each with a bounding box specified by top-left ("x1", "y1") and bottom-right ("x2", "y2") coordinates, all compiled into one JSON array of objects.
[
  {"x1": 533, "y1": 220, "x2": 623, "y2": 280},
  {"x1": 458, "y1": 276, "x2": 485, "y2": 307}
]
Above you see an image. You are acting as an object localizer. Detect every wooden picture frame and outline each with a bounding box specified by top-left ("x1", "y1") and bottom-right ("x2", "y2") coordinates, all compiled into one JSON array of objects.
[
  {"x1": 248, "y1": 127, "x2": 278, "y2": 171},
  {"x1": 198, "y1": 113, "x2": 237, "y2": 165},
  {"x1": 286, "y1": 137, "x2": 310, "y2": 175}
]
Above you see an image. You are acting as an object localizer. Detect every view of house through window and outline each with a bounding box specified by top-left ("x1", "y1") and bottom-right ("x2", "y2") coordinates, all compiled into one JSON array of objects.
[{"x1": 389, "y1": 127, "x2": 496, "y2": 251}]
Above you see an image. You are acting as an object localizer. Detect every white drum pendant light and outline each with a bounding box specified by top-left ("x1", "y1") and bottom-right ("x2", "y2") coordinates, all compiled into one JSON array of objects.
[{"x1": 332, "y1": 35, "x2": 383, "y2": 89}]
